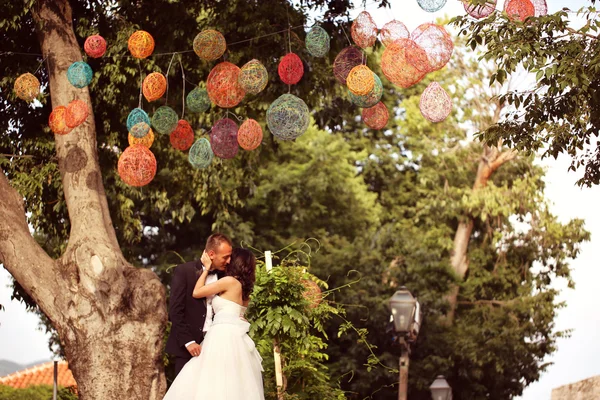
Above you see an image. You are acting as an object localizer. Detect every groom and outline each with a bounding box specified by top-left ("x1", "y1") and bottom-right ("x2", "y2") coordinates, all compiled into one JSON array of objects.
[{"x1": 166, "y1": 233, "x2": 233, "y2": 376}]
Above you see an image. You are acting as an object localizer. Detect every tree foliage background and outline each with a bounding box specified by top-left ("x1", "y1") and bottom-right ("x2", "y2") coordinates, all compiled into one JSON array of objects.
[{"x1": 0, "y1": 0, "x2": 590, "y2": 399}]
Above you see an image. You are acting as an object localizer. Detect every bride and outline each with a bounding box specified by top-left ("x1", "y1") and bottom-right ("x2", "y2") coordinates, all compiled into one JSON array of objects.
[{"x1": 163, "y1": 248, "x2": 265, "y2": 400}]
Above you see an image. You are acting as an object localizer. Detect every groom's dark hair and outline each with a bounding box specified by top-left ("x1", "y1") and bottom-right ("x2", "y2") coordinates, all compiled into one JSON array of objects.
[{"x1": 205, "y1": 233, "x2": 232, "y2": 252}]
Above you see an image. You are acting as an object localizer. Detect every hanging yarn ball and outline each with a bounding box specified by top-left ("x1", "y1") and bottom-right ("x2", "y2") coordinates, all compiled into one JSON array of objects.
[
  {"x1": 348, "y1": 73, "x2": 383, "y2": 108},
  {"x1": 333, "y1": 46, "x2": 366, "y2": 85},
  {"x1": 117, "y1": 144, "x2": 157, "y2": 187},
  {"x1": 362, "y1": 102, "x2": 389, "y2": 130},
  {"x1": 49, "y1": 106, "x2": 71, "y2": 135},
  {"x1": 189, "y1": 138, "x2": 214, "y2": 169},
  {"x1": 464, "y1": 0, "x2": 497, "y2": 18},
  {"x1": 142, "y1": 72, "x2": 167, "y2": 102},
  {"x1": 381, "y1": 39, "x2": 430, "y2": 88},
  {"x1": 420, "y1": 82, "x2": 452, "y2": 123},
  {"x1": 186, "y1": 87, "x2": 211, "y2": 113},
  {"x1": 130, "y1": 121, "x2": 151, "y2": 138},
  {"x1": 128, "y1": 30, "x2": 155, "y2": 59},
  {"x1": 504, "y1": 0, "x2": 535, "y2": 21},
  {"x1": 346, "y1": 65, "x2": 375, "y2": 96},
  {"x1": 239, "y1": 59, "x2": 269, "y2": 95},
  {"x1": 210, "y1": 118, "x2": 239, "y2": 159},
  {"x1": 532, "y1": 0, "x2": 548, "y2": 16},
  {"x1": 306, "y1": 25, "x2": 330, "y2": 57},
  {"x1": 65, "y1": 99, "x2": 89, "y2": 128},
  {"x1": 351, "y1": 11, "x2": 378, "y2": 49},
  {"x1": 129, "y1": 128, "x2": 154, "y2": 148},
  {"x1": 170, "y1": 119, "x2": 195, "y2": 151},
  {"x1": 151, "y1": 106, "x2": 178, "y2": 135},
  {"x1": 302, "y1": 279, "x2": 322, "y2": 309},
  {"x1": 379, "y1": 20, "x2": 410, "y2": 47},
  {"x1": 278, "y1": 53, "x2": 304, "y2": 85},
  {"x1": 267, "y1": 93, "x2": 310, "y2": 141},
  {"x1": 127, "y1": 108, "x2": 150, "y2": 131},
  {"x1": 13, "y1": 73, "x2": 40, "y2": 102},
  {"x1": 67, "y1": 61, "x2": 93, "y2": 88},
  {"x1": 417, "y1": 0, "x2": 448, "y2": 12},
  {"x1": 206, "y1": 62, "x2": 246, "y2": 108},
  {"x1": 411, "y1": 23, "x2": 454, "y2": 72},
  {"x1": 237, "y1": 119, "x2": 263, "y2": 151},
  {"x1": 193, "y1": 29, "x2": 227, "y2": 61},
  {"x1": 84, "y1": 35, "x2": 107, "y2": 58}
]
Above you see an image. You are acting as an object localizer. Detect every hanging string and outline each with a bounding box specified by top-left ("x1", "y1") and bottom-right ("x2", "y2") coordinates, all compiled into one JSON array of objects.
[
  {"x1": 137, "y1": 59, "x2": 143, "y2": 109},
  {"x1": 164, "y1": 53, "x2": 176, "y2": 105},
  {"x1": 341, "y1": 23, "x2": 353, "y2": 46},
  {"x1": 33, "y1": 55, "x2": 48, "y2": 75},
  {"x1": 180, "y1": 60, "x2": 186, "y2": 119}
]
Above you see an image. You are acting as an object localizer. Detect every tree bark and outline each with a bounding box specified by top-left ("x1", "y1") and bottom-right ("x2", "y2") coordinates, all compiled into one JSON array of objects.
[{"x1": 0, "y1": 1, "x2": 168, "y2": 398}]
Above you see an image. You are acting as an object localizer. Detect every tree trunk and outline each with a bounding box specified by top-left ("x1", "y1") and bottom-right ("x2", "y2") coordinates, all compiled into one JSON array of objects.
[
  {"x1": 445, "y1": 145, "x2": 516, "y2": 324},
  {"x1": 0, "y1": 1, "x2": 168, "y2": 398}
]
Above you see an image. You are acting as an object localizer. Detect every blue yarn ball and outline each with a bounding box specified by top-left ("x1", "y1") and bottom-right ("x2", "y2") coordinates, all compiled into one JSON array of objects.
[
  {"x1": 67, "y1": 61, "x2": 93, "y2": 88},
  {"x1": 127, "y1": 108, "x2": 150, "y2": 131}
]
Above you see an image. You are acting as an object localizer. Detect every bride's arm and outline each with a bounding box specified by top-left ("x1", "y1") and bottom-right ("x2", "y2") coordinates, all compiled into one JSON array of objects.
[{"x1": 192, "y1": 275, "x2": 235, "y2": 299}]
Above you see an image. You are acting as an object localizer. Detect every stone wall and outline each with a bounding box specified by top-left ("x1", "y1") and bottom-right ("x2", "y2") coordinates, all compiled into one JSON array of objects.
[{"x1": 552, "y1": 375, "x2": 600, "y2": 400}]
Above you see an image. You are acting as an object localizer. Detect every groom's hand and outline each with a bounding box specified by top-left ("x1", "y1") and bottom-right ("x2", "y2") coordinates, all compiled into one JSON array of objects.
[{"x1": 186, "y1": 342, "x2": 202, "y2": 357}]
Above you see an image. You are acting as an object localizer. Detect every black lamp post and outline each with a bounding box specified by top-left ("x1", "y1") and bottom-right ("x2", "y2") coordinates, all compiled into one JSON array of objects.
[
  {"x1": 429, "y1": 375, "x2": 452, "y2": 400},
  {"x1": 389, "y1": 287, "x2": 421, "y2": 400}
]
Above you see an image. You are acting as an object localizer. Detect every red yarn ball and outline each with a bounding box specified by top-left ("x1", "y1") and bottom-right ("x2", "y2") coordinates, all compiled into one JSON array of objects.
[
  {"x1": 411, "y1": 23, "x2": 454, "y2": 72},
  {"x1": 333, "y1": 46, "x2": 366, "y2": 85},
  {"x1": 206, "y1": 62, "x2": 246, "y2": 108},
  {"x1": 210, "y1": 118, "x2": 239, "y2": 159},
  {"x1": 66, "y1": 99, "x2": 89, "y2": 128},
  {"x1": 117, "y1": 145, "x2": 157, "y2": 187},
  {"x1": 170, "y1": 120, "x2": 195, "y2": 151},
  {"x1": 49, "y1": 106, "x2": 71, "y2": 135},
  {"x1": 278, "y1": 53, "x2": 304, "y2": 85},
  {"x1": 362, "y1": 102, "x2": 389, "y2": 130},
  {"x1": 237, "y1": 119, "x2": 263, "y2": 151},
  {"x1": 504, "y1": 0, "x2": 535, "y2": 21},
  {"x1": 84, "y1": 35, "x2": 107, "y2": 58}
]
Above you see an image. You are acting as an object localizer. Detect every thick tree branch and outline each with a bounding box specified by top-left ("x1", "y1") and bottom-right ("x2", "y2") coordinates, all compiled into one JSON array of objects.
[{"x1": 0, "y1": 170, "x2": 65, "y2": 324}]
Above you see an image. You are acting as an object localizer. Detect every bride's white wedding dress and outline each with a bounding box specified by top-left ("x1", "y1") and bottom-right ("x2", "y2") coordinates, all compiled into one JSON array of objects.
[{"x1": 164, "y1": 295, "x2": 265, "y2": 400}]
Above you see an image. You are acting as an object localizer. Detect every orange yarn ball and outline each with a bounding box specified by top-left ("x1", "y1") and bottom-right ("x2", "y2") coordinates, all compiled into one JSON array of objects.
[
  {"x1": 84, "y1": 35, "x2": 107, "y2": 58},
  {"x1": 66, "y1": 99, "x2": 89, "y2": 128},
  {"x1": 351, "y1": 11, "x2": 378, "y2": 49},
  {"x1": 237, "y1": 119, "x2": 263, "y2": 151},
  {"x1": 504, "y1": 0, "x2": 535, "y2": 21},
  {"x1": 278, "y1": 53, "x2": 304, "y2": 85},
  {"x1": 14, "y1": 73, "x2": 40, "y2": 102},
  {"x1": 128, "y1": 128, "x2": 155, "y2": 148},
  {"x1": 381, "y1": 39, "x2": 430, "y2": 88},
  {"x1": 142, "y1": 72, "x2": 167, "y2": 102},
  {"x1": 128, "y1": 30, "x2": 155, "y2": 59},
  {"x1": 193, "y1": 29, "x2": 227, "y2": 61},
  {"x1": 362, "y1": 102, "x2": 389, "y2": 130},
  {"x1": 117, "y1": 144, "x2": 157, "y2": 187},
  {"x1": 170, "y1": 120, "x2": 195, "y2": 151},
  {"x1": 206, "y1": 62, "x2": 246, "y2": 108},
  {"x1": 49, "y1": 106, "x2": 71, "y2": 135},
  {"x1": 347, "y1": 65, "x2": 375, "y2": 96}
]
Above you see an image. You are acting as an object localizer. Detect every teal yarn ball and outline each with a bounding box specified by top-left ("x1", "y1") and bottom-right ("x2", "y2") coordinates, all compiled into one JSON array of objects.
[
  {"x1": 186, "y1": 87, "x2": 211, "y2": 113},
  {"x1": 189, "y1": 138, "x2": 214, "y2": 169},
  {"x1": 267, "y1": 94, "x2": 310, "y2": 141},
  {"x1": 127, "y1": 108, "x2": 150, "y2": 131},
  {"x1": 151, "y1": 106, "x2": 178, "y2": 134},
  {"x1": 67, "y1": 61, "x2": 93, "y2": 88},
  {"x1": 306, "y1": 26, "x2": 330, "y2": 58},
  {"x1": 348, "y1": 73, "x2": 383, "y2": 108}
]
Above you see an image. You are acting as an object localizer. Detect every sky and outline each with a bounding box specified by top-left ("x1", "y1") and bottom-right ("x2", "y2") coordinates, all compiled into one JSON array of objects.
[{"x1": 1, "y1": 1, "x2": 598, "y2": 399}]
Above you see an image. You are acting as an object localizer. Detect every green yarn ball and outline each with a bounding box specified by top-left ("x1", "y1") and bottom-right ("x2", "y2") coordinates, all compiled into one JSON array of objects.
[
  {"x1": 267, "y1": 94, "x2": 310, "y2": 141},
  {"x1": 151, "y1": 106, "x2": 178, "y2": 135},
  {"x1": 306, "y1": 26, "x2": 330, "y2": 58},
  {"x1": 186, "y1": 87, "x2": 211, "y2": 114},
  {"x1": 189, "y1": 138, "x2": 214, "y2": 169},
  {"x1": 348, "y1": 73, "x2": 383, "y2": 108}
]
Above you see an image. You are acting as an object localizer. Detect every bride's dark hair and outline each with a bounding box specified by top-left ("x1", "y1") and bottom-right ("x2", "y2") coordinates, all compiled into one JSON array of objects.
[{"x1": 226, "y1": 248, "x2": 256, "y2": 301}]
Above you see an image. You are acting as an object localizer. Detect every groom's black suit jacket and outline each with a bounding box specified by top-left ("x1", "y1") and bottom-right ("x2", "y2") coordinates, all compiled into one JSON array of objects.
[{"x1": 165, "y1": 260, "x2": 210, "y2": 358}]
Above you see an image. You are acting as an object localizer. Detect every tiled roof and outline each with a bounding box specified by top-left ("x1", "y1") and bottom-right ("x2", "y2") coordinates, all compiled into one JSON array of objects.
[{"x1": 0, "y1": 361, "x2": 77, "y2": 389}]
